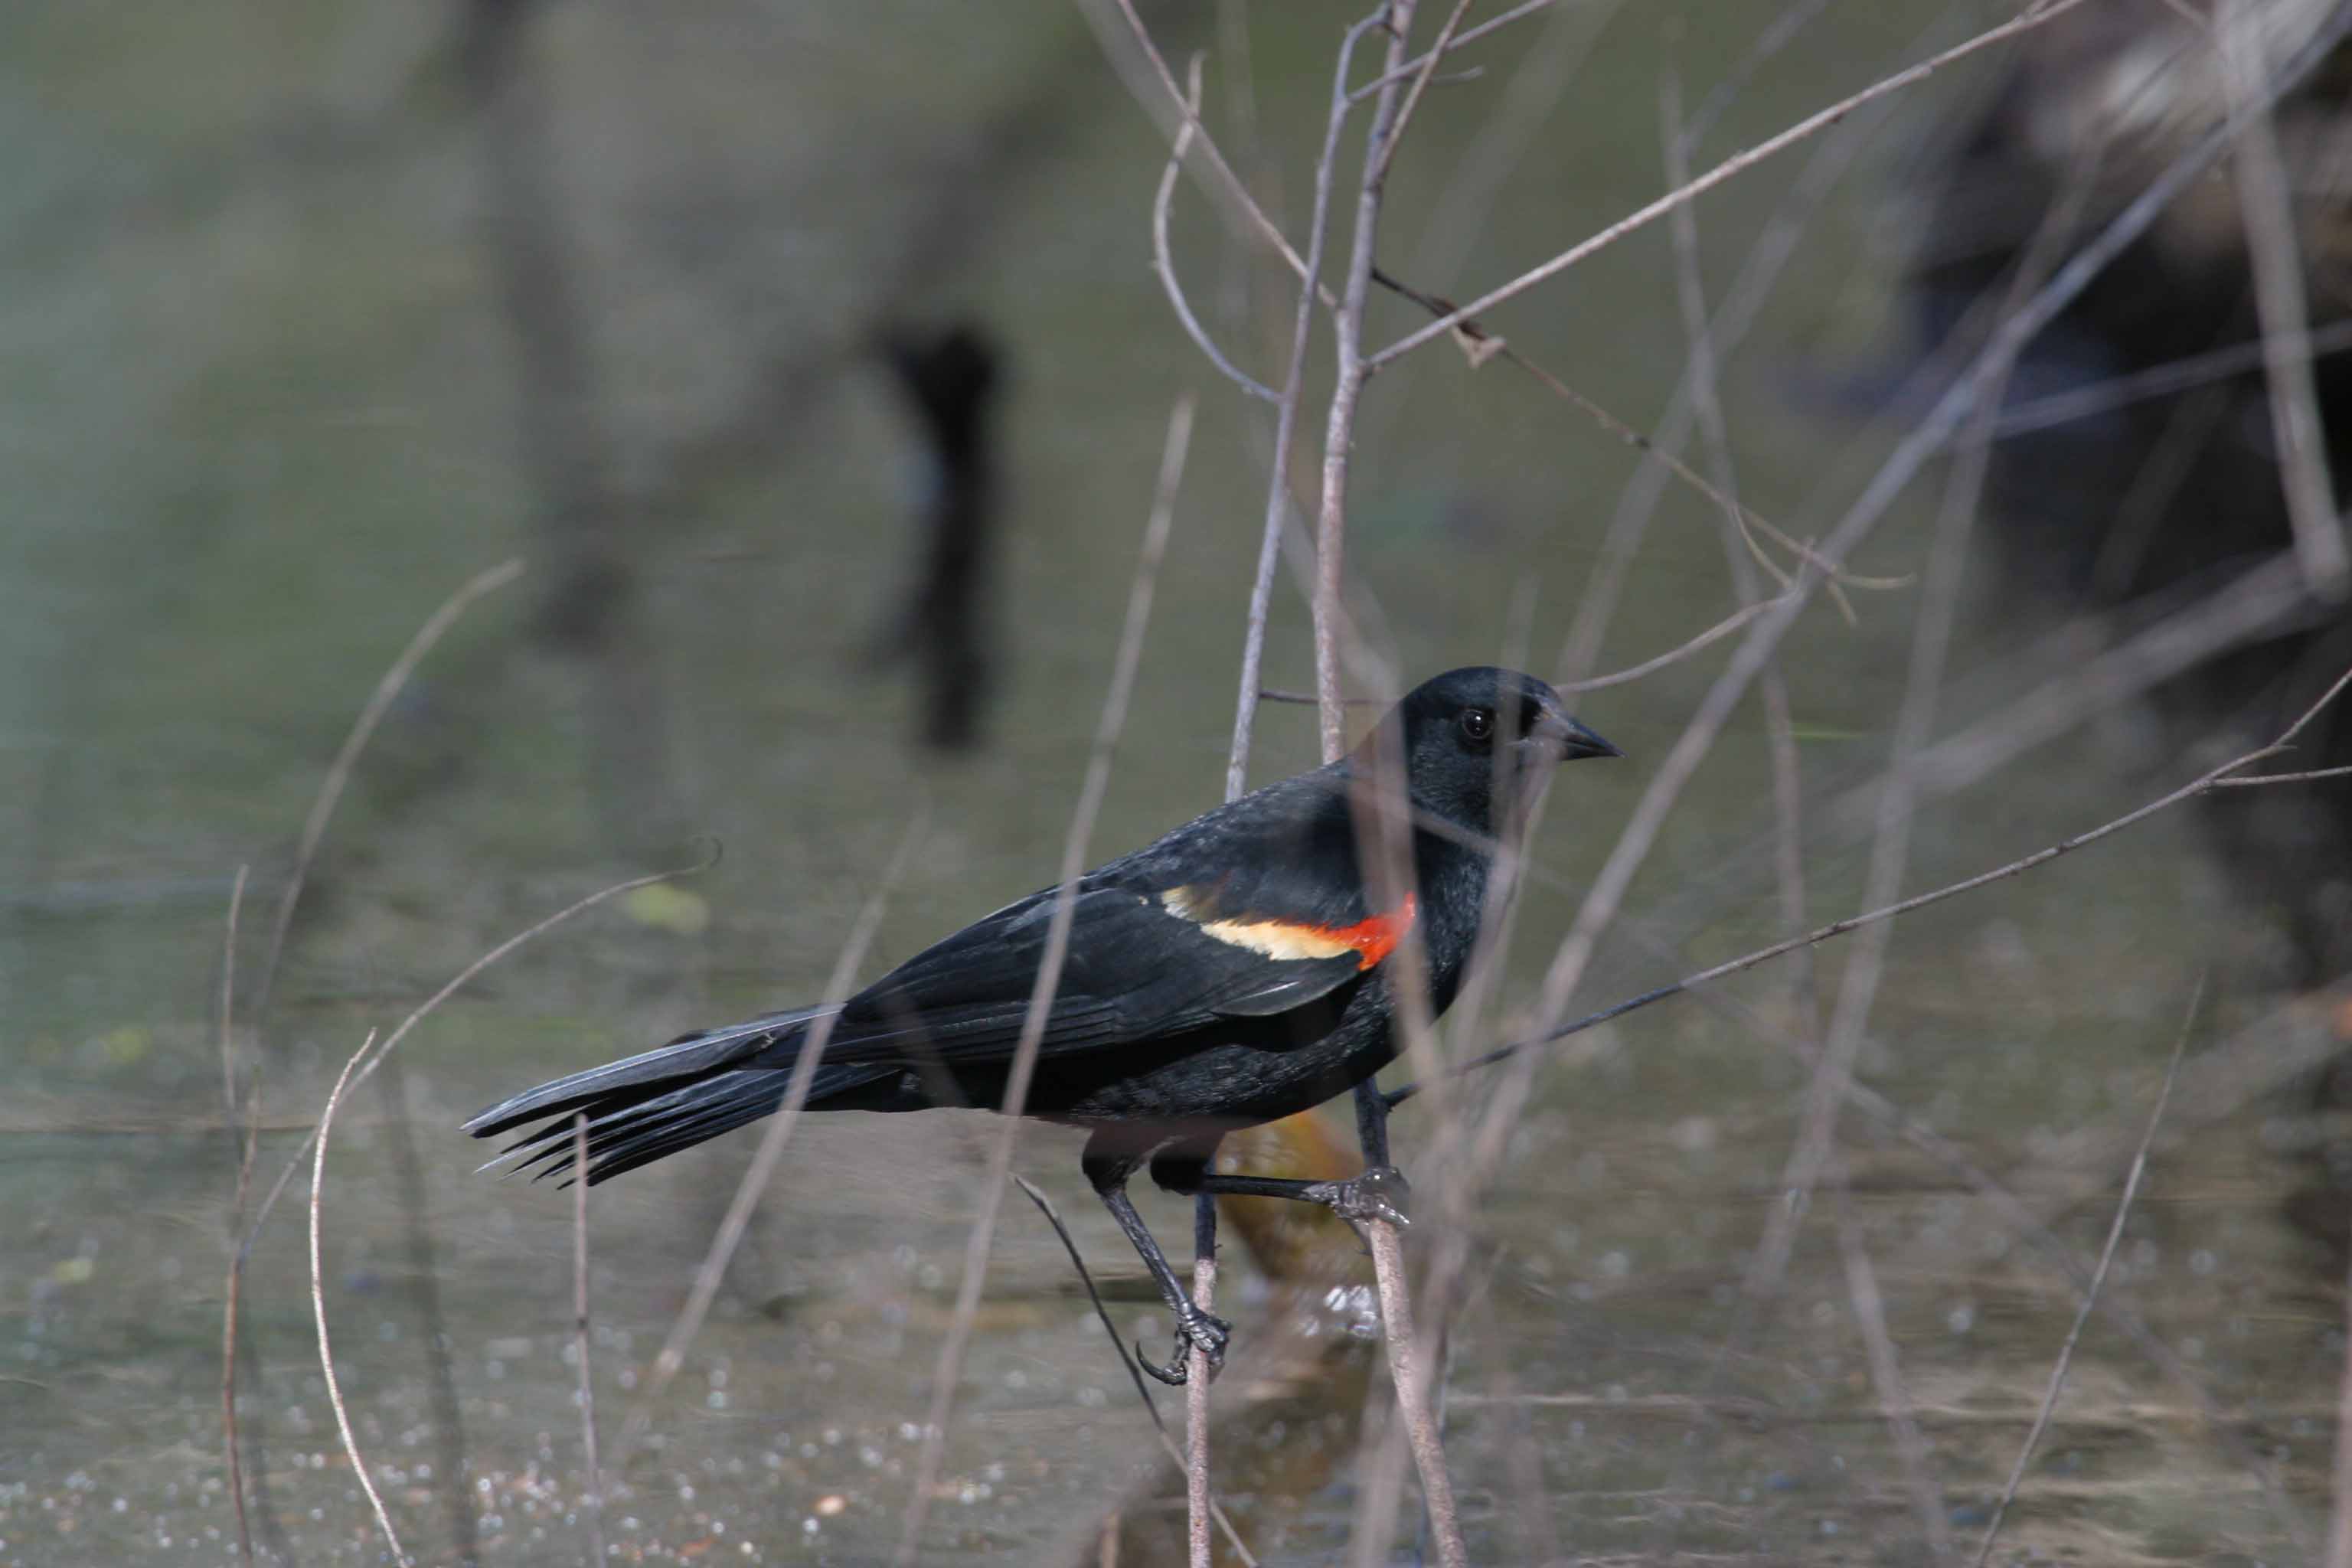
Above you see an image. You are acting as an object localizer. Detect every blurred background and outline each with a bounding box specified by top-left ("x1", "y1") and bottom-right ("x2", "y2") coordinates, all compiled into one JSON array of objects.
[{"x1": 7, "y1": 0, "x2": 2352, "y2": 1562}]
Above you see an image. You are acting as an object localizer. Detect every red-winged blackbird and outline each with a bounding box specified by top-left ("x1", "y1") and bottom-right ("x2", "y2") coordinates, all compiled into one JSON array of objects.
[{"x1": 466, "y1": 668, "x2": 1616, "y2": 1377}]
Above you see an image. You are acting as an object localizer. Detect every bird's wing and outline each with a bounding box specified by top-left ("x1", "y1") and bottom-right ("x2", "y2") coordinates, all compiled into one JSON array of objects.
[{"x1": 818, "y1": 777, "x2": 1410, "y2": 1067}]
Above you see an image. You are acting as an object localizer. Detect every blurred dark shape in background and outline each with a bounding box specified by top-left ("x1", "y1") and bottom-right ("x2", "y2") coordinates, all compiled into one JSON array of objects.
[
  {"x1": 871, "y1": 323, "x2": 1007, "y2": 751},
  {"x1": 1903, "y1": 0, "x2": 2352, "y2": 980},
  {"x1": 464, "y1": 0, "x2": 675, "y2": 848},
  {"x1": 1895, "y1": 0, "x2": 2352, "y2": 1246}
]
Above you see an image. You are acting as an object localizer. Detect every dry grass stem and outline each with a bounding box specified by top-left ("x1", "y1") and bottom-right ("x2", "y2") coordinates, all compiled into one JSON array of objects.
[
  {"x1": 253, "y1": 557, "x2": 524, "y2": 1021},
  {"x1": 612, "y1": 811, "x2": 927, "y2": 1471},
  {"x1": 1367, "y1": 0, "x2": 2096, "y2": 369},
  {"x1": 310, "y1": 1030, "x2": 409, "y2": 1566},
  {"x1": 245, "y1": 852, "x2": 714, "y2": 1254},
  {"x1": 1881, "y1": 554, "x2": 2314, "y2": 815},
  {"x1": 896, "y1": 394, "x2": 1194, "y2": 1566},
  {"x1": 1975, "y1": 985, "x2": 2198, "y2": 1567},
  {"x1": 1836, "y1": 1188, "x2": 1953, "y2": 1563}
]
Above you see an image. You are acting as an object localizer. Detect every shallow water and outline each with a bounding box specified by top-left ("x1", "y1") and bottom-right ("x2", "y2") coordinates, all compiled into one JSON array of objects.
[{"x1": 5, "y1": 2, "x2": 2346, "y2": 1563}]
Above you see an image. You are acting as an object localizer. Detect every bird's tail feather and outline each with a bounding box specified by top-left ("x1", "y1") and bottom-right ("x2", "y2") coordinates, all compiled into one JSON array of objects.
[{"x1": 462, "y1": 1004, "x2": 895, "y2": 1185}]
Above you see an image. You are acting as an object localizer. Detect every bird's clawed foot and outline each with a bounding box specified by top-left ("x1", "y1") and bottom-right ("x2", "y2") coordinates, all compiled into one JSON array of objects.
[
  {"x1": 1305, "y1": 1164, "x2": 1413, "y2": 1228},
  {"x1": 1138, "y1": 1302, "x2": 1231, "y2": 1387}
]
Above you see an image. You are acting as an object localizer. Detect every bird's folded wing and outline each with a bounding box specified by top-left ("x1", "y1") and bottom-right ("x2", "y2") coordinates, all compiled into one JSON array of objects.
[{"x1": 821, "y1": 877, "x2": 1404, "y2": 1067}]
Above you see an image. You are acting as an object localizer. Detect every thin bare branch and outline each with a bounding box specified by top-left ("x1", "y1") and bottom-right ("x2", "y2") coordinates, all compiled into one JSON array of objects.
[
  {"x1": 1349, "y1": 0, "x2": 1563, "y2": 100},
  {"x1": 1369, "y1": 266, "x2": 1909, "y2": 607},
  {"x1": 1975, "y1": 984, "x2": 2198, "y2": 1566},
  {"x1": 1370, "y1": 0, "x2": 1477, "y2": 188},
  {"x1": 1158, "y1": 55, "x2": 1278, "y2": 403},
  {"x1": 311, "y1": 1031, "x2": 409, "y2": 1566},
  {"x1": 1367, "y1": 0, "x2": 2098, "y2": 370},
  {"x1": 2213, "y1": 762, "x2": 2352, "y2": 787},
  {"x1": 897, "y1": 395, "x2": 1195, "y2": 1566},
  {"x1": 1093, "y1": 0, "x2": 1336, "y2": 308},
  {"x1": 1994, "y1": 316, "x2": 2352, "y2": 439}
]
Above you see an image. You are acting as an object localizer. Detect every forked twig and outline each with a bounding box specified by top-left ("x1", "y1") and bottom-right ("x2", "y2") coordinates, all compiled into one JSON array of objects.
[
  {"x1": 1369, "y1": 264, "x2": 1909, "y2": 613},
  {"x1": 1974, "y1": 984, "x2": 2199, "y2": 1566},
  {"x1": 1367, "y1": 0, "x2": 2098, "y2": 368}
]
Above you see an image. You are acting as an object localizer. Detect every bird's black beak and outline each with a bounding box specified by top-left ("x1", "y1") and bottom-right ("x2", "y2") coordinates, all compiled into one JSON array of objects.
[{"x1": 1519, "y1": 710, "x2": 1622, "y2": 763}]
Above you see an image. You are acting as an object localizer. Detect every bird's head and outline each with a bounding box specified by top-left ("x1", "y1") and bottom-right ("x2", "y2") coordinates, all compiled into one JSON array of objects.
[{"x1": 1354, "y1": 665, "x2": 1619, "y2": 836}]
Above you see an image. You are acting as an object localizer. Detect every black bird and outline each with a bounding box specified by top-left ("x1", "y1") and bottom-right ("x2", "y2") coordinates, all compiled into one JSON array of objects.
[{"x1": 465, "y1": 668, "x2": 1618, "y2": 1377}]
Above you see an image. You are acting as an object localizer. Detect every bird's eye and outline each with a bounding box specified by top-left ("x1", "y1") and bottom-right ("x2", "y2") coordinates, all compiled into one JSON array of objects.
[{"x1": 1459, "y1": 707, "x2": 1494, "y2": 744}]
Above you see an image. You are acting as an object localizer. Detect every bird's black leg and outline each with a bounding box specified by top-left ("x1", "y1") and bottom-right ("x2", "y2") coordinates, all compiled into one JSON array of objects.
[
  {"x1": 1149, "y1": 1146, "x2": 1413, "y2": 1230},
  {"x1": 1082, "y1": 1131, "x2": 1230, "y2": 1386},
  {"x1": 1351, "y1": 1076, "x2": 1393, "y2": 1170}
]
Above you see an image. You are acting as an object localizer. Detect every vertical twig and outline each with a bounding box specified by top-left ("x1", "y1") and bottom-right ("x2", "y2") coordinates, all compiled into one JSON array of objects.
[
  {"x1": 1192, "y1": 13, "x2": 1387, "y2": 1557},
  {"x1": 1298, "y1": 3, "x2": 1470, "y2": 1562},
  {"x1": 216, "y1": 864, "x2": 256, "y2": 1564},
  {"x1": 1224, "y1": 9, "x2": 1383, "y2": 804},
  {"x1": 572, "y1": 1113, "x2": 606, "y2": 1568},
  {"x1": 1976, "y1": 985, "x2": 2198, "y2": 1566},
  {"x1": 897, "y1": 395, "x2": 1196, "y2": 1566},
  {"x1": 1185, "y1": 1198, "x2": 1216, "y2": 1568},
  {"x1": 312, "y1": 1031, "x2": 410, "y2": 1567}
]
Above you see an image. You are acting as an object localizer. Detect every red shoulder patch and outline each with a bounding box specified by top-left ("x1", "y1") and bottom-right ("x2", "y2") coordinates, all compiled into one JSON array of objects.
[
  {"x1": 1162, "y1": 887, "x2": 1417, "y2": 972},
  {"x1": 1325, "y1": 893, "x2": 1416, "y2": 970}
]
